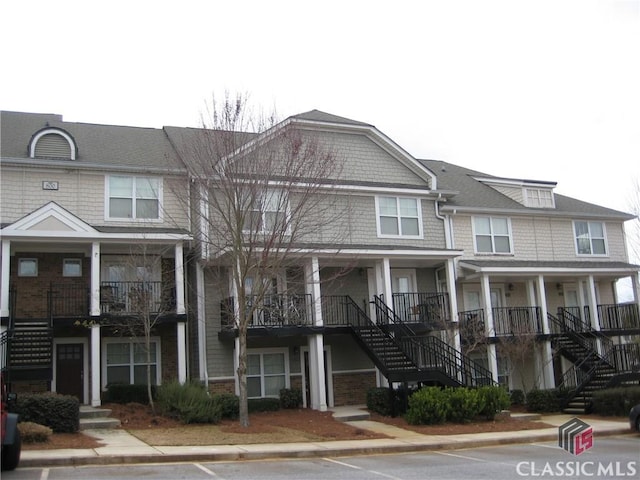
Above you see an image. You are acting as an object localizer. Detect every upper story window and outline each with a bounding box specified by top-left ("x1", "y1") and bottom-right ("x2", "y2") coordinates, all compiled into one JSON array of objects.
[
  {"x1": 375, "y1": 196, "x2": 422, "y2": 238},
  {"x1": 107, "y1": 176, "x2": 161, "y2": 220},
  {"x1": 574, "y1": 220, "x2": 607, "y2": 255},
  {"x1": 243, "y1": 189, "x2": 290, "y2": 234},
  {"x1": 473, "y1": 216, "x2": 512, "y2": 254},
  {"x1": 525, "y1": 188, "x2": 555, "y2": 208},
  {"x1": 29, "y1": 127, "x2": 77, "y2": 160}
]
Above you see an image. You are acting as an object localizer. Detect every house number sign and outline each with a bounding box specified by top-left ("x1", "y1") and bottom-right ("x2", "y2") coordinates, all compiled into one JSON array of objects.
[{"x1": 42, "y1": 181, "x2": 59, "y2": 190}]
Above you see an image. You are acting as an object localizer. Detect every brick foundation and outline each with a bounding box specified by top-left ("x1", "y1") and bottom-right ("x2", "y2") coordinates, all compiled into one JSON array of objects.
[
  {"x1": 208, "y1": 379, "x2": 236, "y2": 395},
  {"x1": 332, "y1": 371, "x2": 376, "y2": 406}
]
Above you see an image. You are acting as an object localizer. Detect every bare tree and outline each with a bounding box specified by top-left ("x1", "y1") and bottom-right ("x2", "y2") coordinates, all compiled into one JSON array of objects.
[
  {"x1": 627, "y1": 176, "x2": 640, "y2": 264},
  {"x1": 177, "y1": 93, "x2": 345, "y2": 427}
]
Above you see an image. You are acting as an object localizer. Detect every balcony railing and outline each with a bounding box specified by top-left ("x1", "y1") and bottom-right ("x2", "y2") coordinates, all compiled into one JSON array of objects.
[
  {"x1": 492, "y1": 307, "x2": 542, "y2": 336},
  {"x1": 221, "y1": 293, "x2": 313, "y2": 328},
  {"x1": 49, "y1": 284, "x2": 90, "y2": 318},
  {"x1": 598, "y1": 303, "x2": 640, "y2": 331},
  {"x1": 100, "y1": 281, "x2": 175, "y2": 315},
  {"x1": 391, "y1": 292, "x2": 450, "y2": 327}
]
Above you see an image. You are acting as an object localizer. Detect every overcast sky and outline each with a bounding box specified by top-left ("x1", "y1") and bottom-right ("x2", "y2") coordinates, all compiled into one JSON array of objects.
[{"x1": 1, "y1": 0, "x2": 639, "y2": 217}]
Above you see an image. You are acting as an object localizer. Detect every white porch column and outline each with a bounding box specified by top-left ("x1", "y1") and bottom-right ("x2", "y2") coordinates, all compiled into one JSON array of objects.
[
  {"x1": 1, "y1": 239, "x2": 11, "y2": 320},
  {"x1": 446, "y1": 258, "x2": 458, "y2": 324},
  {"x1": 535, "y1": 275, "x2": 555, "y2": 389},
  {"x1": 632, "y1": 272, "x2": 640, "y2": 310},
  {"x1": 90, "y1": 325, "x2": 101, "y2": 406},
  {"x1": 305, "y1": 257, "x2": 327, "y2": 411},
  {"x1": 196, "y1": 263, "x2": 208, "y2": 383},
  {"x1": 586, "y1": 275, "x2": 603, "y2": 355},
  {"x1": 480, "y1": 274, "x2": 498, "y2": 382},
  {"x1": 174, "y1": 242, "x2": 186, "y2": 315},
  {"x1": 381, "y1": 258, "x2": 393, "y2": 308},
  {"x1": 177, "y1": 322, "x2": 187, "y2": 384},
  {"x1": 90, "y1": 242, "x2": 101, "y2": 316}
]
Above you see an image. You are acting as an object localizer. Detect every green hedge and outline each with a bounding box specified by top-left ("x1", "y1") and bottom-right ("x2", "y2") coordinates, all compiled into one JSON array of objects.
[
  {"x1": 404, "y1": 385, "x2": 510, "y2": 425},
  {"x1": 509, "y1": 389, "x2": 525, "y2": 406},
  {"x1": 156, "y1": 381, "x2": 221, "y2": 424},
  {"x1": 212, "y1": 393, "x2": 239, "y2": 419},
  {"x1": 526, "y1": 389, "x2": 565, "y2": 413},
  {"x1": 103, "y1": 384, "x2": 157, "y2": 404},
  {"x1": 366, "y1": 387, "x2": 412, "y2": 417},
  {"x1": 280, "y1": 388, "x2": 302, "y2": 409},
  {"x1": 248, "y1": 397, "x2": 280, "y2": 412},
  {"x1": 15, "y1": 393, "x2": 80, "y2": 433},
  {"x1": 592, "y1": 386, "x2": 640, "y2": 416}
]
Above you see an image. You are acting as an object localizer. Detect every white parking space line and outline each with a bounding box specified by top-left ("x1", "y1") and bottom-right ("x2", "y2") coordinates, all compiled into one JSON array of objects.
[
  {"x1": 40, "y1": 468, "x2": 50, "y2": 480},
  {"x1": 323, "y1": 458, "x2": 404, "y2": 480},
  {"x1": 194, "y1": 462, "x2": 225, "y2": 478},
  {"x1": 435, "y1": 451, "x2": 488, "y2": 462}
]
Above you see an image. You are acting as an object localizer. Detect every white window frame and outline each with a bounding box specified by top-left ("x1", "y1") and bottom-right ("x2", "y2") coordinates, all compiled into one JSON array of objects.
[
  {"x1": 573, "y1": 220, "x2": 608, "y2": 256},
  {"x1": 375, "y1": 196, "x2": 423, "y2": 239},
  {"x1": 105, "y1": 175, "x2": 163, "y2": 222},
  {"x1": 63, "y1": 258, "x2": 82, "y2": 277},
  {"x1": 18, "y1": 258, "x2": 38, "y2": 277},
  {"x1": 524, "y1": 188, "x2": 555, "y2": 208},
  {"x1": 102, "y1": 337, "x2": 162, "y2": 388},
  {"x1": 244, "y1": 347, "x2": 290, "y2": 399},
  {"x1": 242, "y1": 189, "x2": 291, "y2": 234},
  {"x1": 472, "y1": 216, "x2": 513, "y2": 254}
]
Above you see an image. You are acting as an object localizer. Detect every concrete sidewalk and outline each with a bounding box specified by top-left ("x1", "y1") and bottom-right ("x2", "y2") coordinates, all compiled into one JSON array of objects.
[{"x1": 19, "y1": 410, "x2": 634, "y2": 468}]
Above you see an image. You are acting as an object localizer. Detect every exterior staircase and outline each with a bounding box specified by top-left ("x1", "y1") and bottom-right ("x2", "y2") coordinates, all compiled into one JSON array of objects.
[
  {"x1": 6, "y1": 319, "x2": 53, "y2": 382},
  {"x1": 550, "y1": 311, "x2": 640, "y2": 414},
  {"x1": 328, "y1": 295, "x2": 494, "y2": 387},
  {"x1": 79, "y1": 405, "x2": 121, "y2": 430}
]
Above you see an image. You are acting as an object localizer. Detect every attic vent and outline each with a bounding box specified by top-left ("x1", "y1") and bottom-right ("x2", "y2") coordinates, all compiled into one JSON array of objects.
[
  {"x1": 34, "y1": 133, "x2": 72, "y2": 159},
  {"x1": 29, "y1": 127, "x2": 77, "y2": 160}
]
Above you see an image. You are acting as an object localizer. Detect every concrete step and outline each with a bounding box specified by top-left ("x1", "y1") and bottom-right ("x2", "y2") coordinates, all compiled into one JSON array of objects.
[
  {"x1": 79, "y1": 405, "x2": 121, "y2": 430},
  {"x1": 331, "y1": 405, "x2": 371, "y2": 422},
  {"x1": 80, "y1": 417, "x2": 121, "y2": 430}
]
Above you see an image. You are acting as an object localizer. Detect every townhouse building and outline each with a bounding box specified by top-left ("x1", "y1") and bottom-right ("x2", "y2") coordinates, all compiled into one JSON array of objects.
[
  {"x1": 1, "y1": 109, "x2": 638, "y2": 414},
  {"x1": 0, "y1": 111, "x2": 191, "y2": 407}
]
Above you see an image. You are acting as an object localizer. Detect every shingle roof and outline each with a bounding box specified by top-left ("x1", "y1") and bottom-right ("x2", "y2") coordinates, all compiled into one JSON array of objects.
[
  {"x1": 292, "y1": 110, "x2": 373, "y2": 127},
  {"x1": 420, "y1": 159, "x2": 633, "y2": 220},
  {"x1": 1, "y1": 110, "x2": 183, "y2": 172}
]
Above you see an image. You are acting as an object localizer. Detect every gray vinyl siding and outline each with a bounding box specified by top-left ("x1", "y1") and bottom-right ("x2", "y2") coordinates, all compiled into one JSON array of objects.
[
  {"x1": 204, "y1": 268, "x2": 235, "y2": 378},
  {"x1": 326, "y1": 334, "x2": 375, "y2": 371}
]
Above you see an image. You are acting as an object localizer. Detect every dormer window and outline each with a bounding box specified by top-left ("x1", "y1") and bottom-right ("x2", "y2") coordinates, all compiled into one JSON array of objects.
[
  {"x1": 29, "y1": 127, "x2": 77, "y2": 160},
  {"x1": 525, "y1": 188, "x2": 554, "y2": 208}
]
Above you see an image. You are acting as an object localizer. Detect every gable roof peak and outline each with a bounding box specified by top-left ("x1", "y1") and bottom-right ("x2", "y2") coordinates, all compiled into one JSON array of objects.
[{"x1": 291, "y1": 110, "x2": 373, "y2": 128}]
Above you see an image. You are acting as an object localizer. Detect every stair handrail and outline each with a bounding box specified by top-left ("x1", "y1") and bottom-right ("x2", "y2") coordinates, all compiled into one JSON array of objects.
[
  {"x1": 556, "y1": 307, "x2": 593, "y2": 333},
  {"x1": 374, "y1": 295, "x2": 495, "y2": 387},
  {"x1": 548, "y1": 313, "x2": 613, "y2": 362}
]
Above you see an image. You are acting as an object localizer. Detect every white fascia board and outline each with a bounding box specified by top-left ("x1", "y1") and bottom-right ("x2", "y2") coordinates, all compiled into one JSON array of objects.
[
  {"x1": 2, "y1": 230, "x2": 192, "y2": 242},
  {"x1": 459, "y1": 262, "x2": 640, "y2": 275}
]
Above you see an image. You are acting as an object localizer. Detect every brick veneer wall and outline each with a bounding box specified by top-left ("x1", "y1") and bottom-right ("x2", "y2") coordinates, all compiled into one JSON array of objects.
[
  {"x1": 208, "y1": 379, "x2": 236, "y2": 395},
  {"x1": 332, "y1": 371, "x2": 376, "y2": 406}
]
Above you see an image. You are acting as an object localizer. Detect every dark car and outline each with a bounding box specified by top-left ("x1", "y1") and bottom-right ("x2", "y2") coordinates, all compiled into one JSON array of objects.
[
  {"x1": 1, "y1": 372, "x2": 21, "y2": 471},
  {"x1": 630, "y1": 404, "x2": 640, "y2": 432}
]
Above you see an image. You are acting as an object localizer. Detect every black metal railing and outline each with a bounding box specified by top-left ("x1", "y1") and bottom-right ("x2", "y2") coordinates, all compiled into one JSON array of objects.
[
  {"x1": 0, "y1": 330, "x2": 9, "y2": 372},
  {"x1": 598, "y1": 303, "x2": 640, "y2": 331},
  {"x1": 492, "y1": 307, "x2": 542, "y2": 336},
  {"x1": 556, "y1": 307, "x2": 593, "y2": 333},
  {"x1": 458, "y1": 309, "x2": 486, "y2": 341},
  {"x1": 221, "y1": 293, "x2": 313, "y2": 328},
  {"x1": 391, "y1": 292, "x2": 450, "y2": 326},
  {"x1": 100, "y1": 281, "x2": 175, "y2": 315},
  {"x1": 49, "y1": 283, "x2": 90, "y2": 318}
]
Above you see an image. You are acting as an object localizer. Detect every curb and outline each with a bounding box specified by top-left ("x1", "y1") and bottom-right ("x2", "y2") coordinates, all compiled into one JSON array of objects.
[{"x1": 19, "y1": 428, "x2": 633, "y2": 468}]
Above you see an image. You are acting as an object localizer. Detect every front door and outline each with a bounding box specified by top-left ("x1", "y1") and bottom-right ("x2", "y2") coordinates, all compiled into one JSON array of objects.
[
  {"x1": 391, "y1": 269, "x2": 417, "y2": 322},
  {"x1": 56, "y1": 343, "x2": 84, "y2": 402}
]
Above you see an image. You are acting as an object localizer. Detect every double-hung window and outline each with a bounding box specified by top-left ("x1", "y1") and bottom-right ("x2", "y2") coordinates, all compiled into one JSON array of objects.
[
  {"x1": 243, "y1": 189, "x2": 289, "y2": 233},
  {"x1": 108, "y1": 176, "x2": 161, "y2": 220},
  {"x1": 104, "y1": 339, "x2": 160, "y2": 386},
  {"x1": 246, "y1": 350, "x2": 288, "y2": 398},
  {"x1": 473, "y1": 216, "x2": 512, "y2": 254},
  {"x1": 376, "y1": 196, "x2": 422, "y2": 238},
  {"x1": 574, "y1": 221, "x2": 607, "y2": 255},
  {"x1": 525, "y1": 188, "x2": 554, "y2": 208}
]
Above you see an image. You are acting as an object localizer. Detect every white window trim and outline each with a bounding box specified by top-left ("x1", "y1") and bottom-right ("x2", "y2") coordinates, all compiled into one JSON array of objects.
[
  {"x1": 524, "y1": 187, "x2": 555, "y2": 208},
  {"x1": 375, "y1": 196, "x2": 424, "y2": 239},
  {"x1": 105, "y1": 175, "x2": 163, "y2": 222},
  {"x1": 63, "y1": 258, "x2": 82, "y2": 277},
  {"x1": 244, "y1": 347, "x2": 290, "y2": 399},
  {"x1": 241, "y1": 189, "x2": 291, "y2": 235},
  {"x1": 102, "y1": 337, "x2": 162, "y2": 389},
  {"x1": 573, "y1": 220, "x2": 609, "y2": 257},
  {"x1": 471, "y1": 216, "x2": 514, "y2": 255},
  {"x1": 18, "y1": 258, "x2": 38, "y2": 277}
]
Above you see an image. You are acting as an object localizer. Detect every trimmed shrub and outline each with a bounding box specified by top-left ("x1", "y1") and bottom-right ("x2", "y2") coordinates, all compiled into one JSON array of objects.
[
  {"x1": 478, "y1": 386, "x2": 511, "y2": 420},
  {"x1": 103, "y1": 384, "x2": 157, "y2": 405},
  {"x1": 156, "y1": 380, "x2": 221, "y2": 424},
  {"x1": 509, "y1": 389, "x2": 525, "y2": 406},
  {"x1": 18, "y1": 422, "x2": 52, "y2": 443},
  {"x1": 367, "y1": 387, "x2": 394, "y2": 416},
  {"x1": 280, "y1": 388, "x2": 302, "y2": 409},
  {"x1": 592, "y1": 386, "x2": 640, "y2": 417},
  {"x1": 15, "y1": 392, "x2": 80, "y2": 433},
  {"x1": 405, "y1": 387, "x2": 449, "y2": 425},
  {"x1": 446, "y1": 387, "x2": 483, "y2": 423},
  {"x1": 526, "y1": 389, "x2": 563, "y2": 413},
  {"x1": 248, "y1": 397, "x2": 281, "y2": 413},
  {"x1": 213, "y1": 393, "x2": 239, "y2": 419}
]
